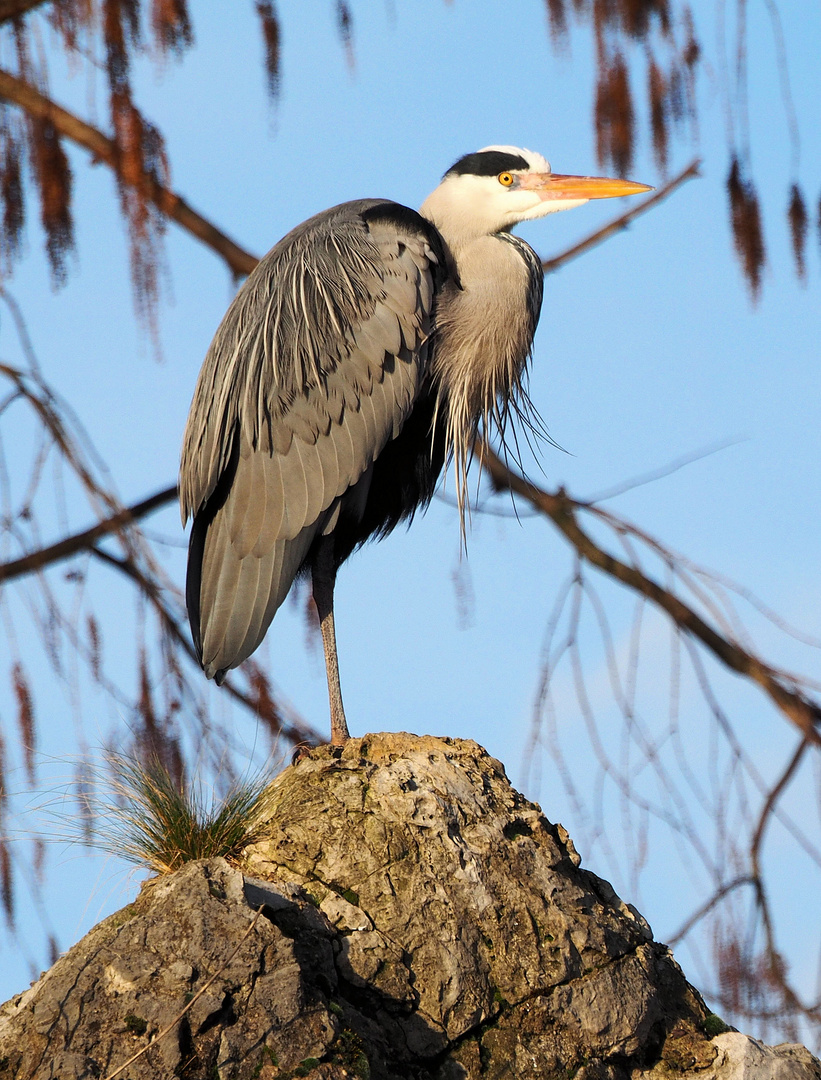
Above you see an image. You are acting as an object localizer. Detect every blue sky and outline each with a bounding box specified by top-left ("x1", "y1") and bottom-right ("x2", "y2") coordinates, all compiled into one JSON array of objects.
[{"x1": 1, "y1": 0, "x2": 820, "y2": 1032}]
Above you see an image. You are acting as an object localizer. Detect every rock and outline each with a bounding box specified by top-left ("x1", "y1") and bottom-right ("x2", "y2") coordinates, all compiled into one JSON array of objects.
[
  {"x1": 0, "y1": 733, "x2": 817, "y2": 1080},
  {"x1": 708, "y1": 1034, "x2": 821, "y2": 1079}
]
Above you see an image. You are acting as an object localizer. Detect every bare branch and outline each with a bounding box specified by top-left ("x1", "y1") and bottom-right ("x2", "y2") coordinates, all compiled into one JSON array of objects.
[
  {"x1": 667, "y1": 875, "x2": 757, "y2": 945},
  {"x1": 0, "y1": 69, "x2": 259, "y2": 277},
  {"x1": 479, "y1": 443, "x2": 821, "y2": 747},
  {"x1": 0, "y1": 0, "x2": 48, "y2": 23},
  {"x1": 89, "y1": 547, "x2": 322, "y2": 748},
  {"x1": 541, "y1": 159, "x2": 701, "y2": 274},
  {"x1": 0, "y1": 484, "x2": 178, "y2": 583}
]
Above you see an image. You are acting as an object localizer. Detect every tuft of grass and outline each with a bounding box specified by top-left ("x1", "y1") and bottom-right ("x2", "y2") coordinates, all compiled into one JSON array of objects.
[{"x1": 94, "y1": 755, "x2": 277, "y2": 876}]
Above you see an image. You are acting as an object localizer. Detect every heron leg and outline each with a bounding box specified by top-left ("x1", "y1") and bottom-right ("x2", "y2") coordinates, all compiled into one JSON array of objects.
[{"x1": 312, "y1": 537, "x2": 350, "y2": 746}]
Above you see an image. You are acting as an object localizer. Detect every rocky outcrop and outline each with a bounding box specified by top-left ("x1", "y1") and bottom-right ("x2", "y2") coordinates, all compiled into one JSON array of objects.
[{"x1": 1, "y1": 733, "x2": 818, "y2": 1079}]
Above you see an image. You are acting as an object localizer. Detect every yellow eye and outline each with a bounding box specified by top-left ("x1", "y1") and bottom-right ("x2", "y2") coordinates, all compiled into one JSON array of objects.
[{"x1": 498, "y1": 172, "x2": 514, "y2": 187}]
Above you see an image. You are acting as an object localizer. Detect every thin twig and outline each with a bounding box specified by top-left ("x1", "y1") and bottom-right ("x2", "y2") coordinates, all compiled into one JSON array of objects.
[
  {"x1": 89, "y1": 547, "x2": 321, "y2": 747},
  {"x1": 541, "y1": 159, "x2": 701, "y2": 274},
  {"x1": 103, "y1": 905, "x2": 266, "y2": 1080},
  {"x1": 0, "y1": 69, "x2": 259, "y2": 278},
  {"x1": 667, "y1": 875, "x2": 757, "y2": 945},
  {"x1": 479, "y1": 443, "x2": 821, "y2": 747},
  {"x1": 0, "y1": 485, "x2": 178, "y2": 583},
  {"x1": 750, "y1": 736, "x2": 809, "y2": 878}
]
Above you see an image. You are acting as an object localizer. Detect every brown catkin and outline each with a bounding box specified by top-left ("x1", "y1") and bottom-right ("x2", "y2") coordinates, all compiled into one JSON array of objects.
[
  {"x1": 336, "y1": 0, "x2": 355, "y2": 68},
  {"x1": 256, "y1": 1, "x2": 281, "y2": 100},
  {"x1": 0, "y1": 119, "x2": 25, "y2": 263},
  {"x1": 0, "y1": 840, "x2": 12, "y2": 923},
  {"x1": 151, "y1": 0, "x2": 193, "y2": 55},
  {"x1": 648, "y1": 58, "x2": 668, "y2": 172},
  {"x1": 29, "y1": 117, "x2": 74, "y2": 286},
  {"x1": 596, "y1": 53, "x2": 634, "y2": 176},
  {"x1": 545, "y1": 0, "x2": 568, "y2": 40},
  {"x1": 12, "y1": 662, "x2": 35, "y2": 786},
  {"x1": 787, "y1": 183, "x2": 808, "y2": 282},
  {"x1": 88, "y1": 614, "x2": 102, "y2": 682},
  {"x1": 727, "y1": 157, "x2": 766, "y2": 300}
]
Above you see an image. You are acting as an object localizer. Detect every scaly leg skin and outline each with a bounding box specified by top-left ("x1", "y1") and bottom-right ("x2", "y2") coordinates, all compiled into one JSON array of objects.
[{"x1": 312, "y1": 538, "x2": 350, "y2": 746}]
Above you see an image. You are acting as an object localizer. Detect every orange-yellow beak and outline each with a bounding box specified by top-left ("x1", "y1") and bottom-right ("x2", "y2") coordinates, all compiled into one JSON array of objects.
[{"x1": 518, "y1": 172, "x2": 652, "y2": 201}]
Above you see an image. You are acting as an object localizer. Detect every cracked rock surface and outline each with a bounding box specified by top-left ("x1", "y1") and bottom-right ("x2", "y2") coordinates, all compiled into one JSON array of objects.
[{"x1": 1, "y1": 733, "x2": 818, "y2": 1079}]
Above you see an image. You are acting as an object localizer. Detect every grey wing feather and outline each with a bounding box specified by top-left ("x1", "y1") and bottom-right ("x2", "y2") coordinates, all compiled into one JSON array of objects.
[{"x1": 181, "y1": 200, "x2": 441, "y2": 679}]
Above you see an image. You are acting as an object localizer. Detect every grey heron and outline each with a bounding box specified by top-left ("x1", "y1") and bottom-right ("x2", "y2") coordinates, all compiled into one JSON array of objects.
[{"x1": 180, "y1": 146, "x2": 649, "y2": 745}]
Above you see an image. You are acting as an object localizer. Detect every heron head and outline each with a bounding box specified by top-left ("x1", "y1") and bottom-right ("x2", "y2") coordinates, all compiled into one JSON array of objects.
[{"x1": 420, "y1": 145, "x2": 650, "y2": 246}]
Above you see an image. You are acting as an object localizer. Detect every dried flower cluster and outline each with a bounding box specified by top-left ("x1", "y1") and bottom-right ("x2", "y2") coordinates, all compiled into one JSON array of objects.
[
  {"x1": 545, "y1": 0, "x2": 699, "y2": 179},
  {"x1": 547, "y1": 0, "x2": 819, "y2": 296}
]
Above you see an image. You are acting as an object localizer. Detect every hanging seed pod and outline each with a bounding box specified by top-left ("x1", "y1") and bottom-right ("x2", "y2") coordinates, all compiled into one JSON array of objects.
[
  {"x1": 667, "y1": 61, "x2": 686, "y2": 125},
  {"x1": 49, "y1": 0, "x2": 95, "y2": 55},
  {"x1": 597, "y1": 53, "x2": 634, "y2": 176},
  {"x1": 12, "y1": 663, "x2": 35, "y2": 787},
  {"x1": 150, "y1": 0, "x2": 193, "y2": 55},
  {"x1": 336, "y1": 0, "x2": 355, "y2": 70},
  {"x1": 593, "y1": 0, "x2": 608, "y2": 40},
  {"x1": 109, "y1": 90, "x2": 169, "y2": 332},
  {"x1": 617, "y1": 0, "x2": 670, "y2": 39},
  {"x1": 102, "y1": 0, "x2": 138, "y2": 93},
  {"x1": 0, "y1": 729, "x2": 6, "y2": 829},
  {"x1": 727, "y1": 156, "x2": 766, "y2": 300},
  {"x1": 0, "y1": 115, "x2": 25, "y2": 265},
  {"x1": 648, "y1": 58, "x2": 668, "y2": 173},
  {"x1": 621, "y1": 0, "x2": 650, "y2": 39},
  {"x1": 28, "y1": 117, "x2": 74, "y2": 286},
  {"x1": 679, "y1": 6, "x2": 700, "y2": 126},
  {"x1": 545, "y1": 0, "x2": 568, "y2": 41},
  {"x1": 87, "y1": 614, "x2": 102, "y2": 682},
  {"x1": 594, "y1": 67, "x2": 610, "y2": 170},
  {"x1": 0, "y1": 839, "x2": 13, "y2": 924},
  {"x1": 256, "y1": 1, "x2": 281, "y2": 100},
  {"x1": 682, "y1": 8, "x2": 700, "y2": 69},
  {"x1": 609, "y1": 52, "x2": 635, "y2": 173},
  {"x1": 787, "y1": 184, "x2": 808, "y2": 282}
]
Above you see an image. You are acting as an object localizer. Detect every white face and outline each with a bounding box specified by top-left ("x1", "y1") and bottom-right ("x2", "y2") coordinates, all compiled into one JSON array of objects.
[
  {"x1": 460, "y1": 145, "x2": 589, "y2": 228},
  {"x1": 420, "y1": 145, "x2": 649, "y2": 245},
  {"x1": 421, "y1": 145, "x2": 586, "y2": 244}
]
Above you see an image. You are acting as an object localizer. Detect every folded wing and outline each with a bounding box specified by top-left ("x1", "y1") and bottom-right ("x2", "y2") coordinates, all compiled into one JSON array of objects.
[{"x1": 180, "y1": 200, "x2": 445, "y2": 681}]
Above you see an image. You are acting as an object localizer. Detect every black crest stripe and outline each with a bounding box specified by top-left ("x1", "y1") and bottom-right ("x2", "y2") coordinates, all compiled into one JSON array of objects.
[{"x1": 445, "y1": 151, "x2": 530, "y2": 178}]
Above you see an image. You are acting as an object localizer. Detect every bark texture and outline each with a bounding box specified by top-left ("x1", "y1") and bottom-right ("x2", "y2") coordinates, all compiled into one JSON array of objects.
[{"x1": 0, "y1": 733, "x2": 818, "y2": 1080}]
